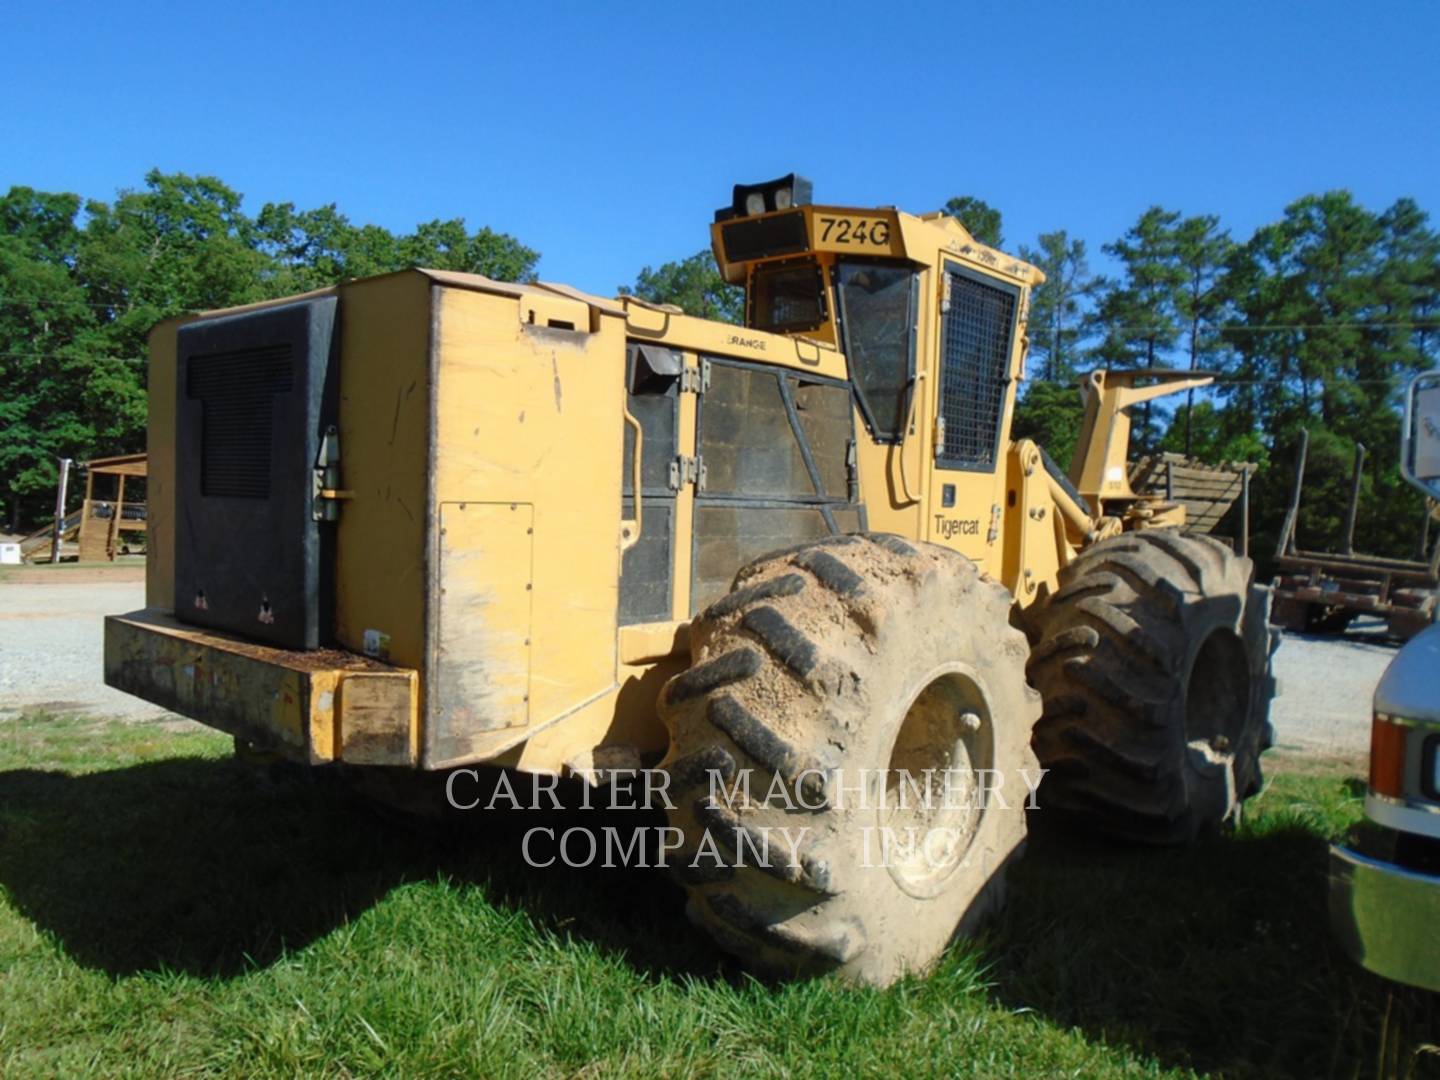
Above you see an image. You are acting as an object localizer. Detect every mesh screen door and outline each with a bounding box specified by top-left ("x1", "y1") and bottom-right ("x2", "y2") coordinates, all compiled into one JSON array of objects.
[{"x1": 936, "y1": 267, "x2": 1019, "y2": 472}]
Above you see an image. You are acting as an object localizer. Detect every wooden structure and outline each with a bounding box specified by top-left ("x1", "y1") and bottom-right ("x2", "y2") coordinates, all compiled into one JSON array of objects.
[
  {"x1": 1271, "y1": 431, "x2": 1439, "y2": 639},
  {"x1": 77, "y1": 453, "x2": 147, "y2": 561},
  {"x1": 1129, "y1": 452, "x2": 1255, "y2": 555}
]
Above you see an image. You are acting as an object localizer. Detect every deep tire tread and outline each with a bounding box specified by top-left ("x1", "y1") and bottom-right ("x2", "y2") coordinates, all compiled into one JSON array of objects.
[
  {"x1": 704, "y1": 573, "x2": 807, "y2": 621},
  {"x1": 1028, "y1": 529, "x2": 1273, "y2": 844},
  {"x1": 740, "y1": 606, "x2": 820, "y2": 679},
  {"x1": 660, "y1": 532, "x2": 1038, "y2": 983},
  {"x1": 707, "y1": 694, "x2": 827, "y2": 806},
  {"x1": 693, "y1": 798, "x2": 833, "y2": 895},
  {"x1": 793, "y1": 548, "x2": 867, "y2": 598},
  {"x1": 664, "y1": 647, "x2": 763, "y2": 705}
]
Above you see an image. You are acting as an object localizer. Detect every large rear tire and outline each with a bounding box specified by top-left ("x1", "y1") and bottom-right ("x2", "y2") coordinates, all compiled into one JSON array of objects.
[
  {"x1": 657, "y1": 534, "x2": 1040, "y2": 986},
  {"x1": 1026, "y1": 530, "x2": 1276, "y2": 843}
]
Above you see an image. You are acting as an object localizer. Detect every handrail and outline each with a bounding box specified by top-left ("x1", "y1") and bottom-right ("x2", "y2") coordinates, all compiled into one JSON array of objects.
[
  {"x1": 621, "y1": 407, "x2": 643, "y2": 551},
  {"x1": 896, "y1": 371, "x2": 926, "y2": 505}
]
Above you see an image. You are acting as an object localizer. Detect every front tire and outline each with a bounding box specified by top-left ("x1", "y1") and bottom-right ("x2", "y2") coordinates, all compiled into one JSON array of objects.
[
  {"x1": 1026, "y1": 530, "x2": 1276, "y2": 843},
  {"x1": 658, "y1": 534, "x2": 1040, "y2": 986}
]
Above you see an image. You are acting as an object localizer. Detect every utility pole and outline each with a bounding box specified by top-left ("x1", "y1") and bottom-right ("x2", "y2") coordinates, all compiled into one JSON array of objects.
[{"x1": 50, "y1": 457, "x2": 72, "y2": 565}]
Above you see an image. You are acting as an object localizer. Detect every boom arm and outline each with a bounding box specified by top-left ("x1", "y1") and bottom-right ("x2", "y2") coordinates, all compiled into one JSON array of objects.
[{"x1": 1069, "y1": 369, "x2": 1215, "y2": 509}]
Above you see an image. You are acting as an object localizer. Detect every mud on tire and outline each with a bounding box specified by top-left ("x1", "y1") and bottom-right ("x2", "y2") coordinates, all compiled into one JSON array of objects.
[
  {"x1": 657, "y1": 534, "x2": 1041, "y2": 986},
  {"x1": 1026, "y1": 529, "x2": 1276, "y2": 844}
]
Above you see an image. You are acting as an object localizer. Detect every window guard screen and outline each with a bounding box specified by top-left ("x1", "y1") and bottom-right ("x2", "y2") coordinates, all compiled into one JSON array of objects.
[
  {"x1": 937, "y1": 268, "x2": 1017, "y2": 471},
  {"x1": 749, "y1": 262, "x2": 826, "y2": 333}
]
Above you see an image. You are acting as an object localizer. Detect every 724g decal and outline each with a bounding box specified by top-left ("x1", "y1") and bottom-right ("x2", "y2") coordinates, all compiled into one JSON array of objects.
[{"x1": 818, "y1": 216, "x2": 892, "y2": 247}]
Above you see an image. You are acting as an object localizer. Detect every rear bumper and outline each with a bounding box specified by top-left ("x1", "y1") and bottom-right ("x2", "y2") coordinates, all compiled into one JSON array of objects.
[
  {"x1": 104, "y1": 609, "x2": 418, "y2": 766},
  {"x1": 1328, "y1": 841, "x2": 1440, "y2": 992}
]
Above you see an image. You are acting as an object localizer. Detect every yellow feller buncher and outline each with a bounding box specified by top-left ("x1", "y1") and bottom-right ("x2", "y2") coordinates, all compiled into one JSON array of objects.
[{"x1": 105, "y1": 175, "x2": 1275, "y2": 985}]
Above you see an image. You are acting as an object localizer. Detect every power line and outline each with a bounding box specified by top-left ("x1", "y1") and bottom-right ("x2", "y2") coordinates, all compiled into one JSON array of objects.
[
  {"x1": 3, "y1": 299, "x2": 1440, "y2": 334},
  {"x1": 1026, "y1": 322, "x2": 1440, "y2": 337}
]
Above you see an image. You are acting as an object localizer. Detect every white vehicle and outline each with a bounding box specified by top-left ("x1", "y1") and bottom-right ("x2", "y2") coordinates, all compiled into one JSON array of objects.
[{"x1": 1329, "y1": 370, "x2": 1440, "y2": 992}]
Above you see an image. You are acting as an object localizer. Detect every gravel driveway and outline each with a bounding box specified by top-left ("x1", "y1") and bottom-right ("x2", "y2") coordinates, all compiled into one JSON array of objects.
[
  {"x1": 0, "y1": 574, "x2": 1400, "y2": 754},
  {"x1": 0, "y1": 575, "x2": 168, "y2": 720}
]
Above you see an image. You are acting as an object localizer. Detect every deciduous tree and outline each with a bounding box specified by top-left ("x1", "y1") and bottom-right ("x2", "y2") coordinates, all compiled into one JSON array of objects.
[{"x1": 620, "y1": 249, "x2": 742, "y2": 324}]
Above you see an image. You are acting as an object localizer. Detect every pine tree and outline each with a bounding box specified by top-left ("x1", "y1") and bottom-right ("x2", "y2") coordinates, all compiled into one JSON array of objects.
[
  {"x1": 1172, "y1": 214, "x2": 1233, "y2": 454},
  {"x1": 942, "y1": 196, "x2": 1003, "y2": 248},
  {"x1": 1019, "y1": 230, "x2": 1095, "y2": 383},
  {"x1": 1089, "y1": 208, "x2": 1187, "y2": 450}
]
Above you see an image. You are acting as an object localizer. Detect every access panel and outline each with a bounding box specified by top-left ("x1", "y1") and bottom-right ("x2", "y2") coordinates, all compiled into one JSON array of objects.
[{"x1": 174, "y1": 297, "x2": 338, "y2": 648}]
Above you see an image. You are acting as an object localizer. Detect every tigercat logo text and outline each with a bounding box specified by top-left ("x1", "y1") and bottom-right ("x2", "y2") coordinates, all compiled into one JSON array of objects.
[{"x1": 933, "y1": 515, "x2": 981, "y2": 539}]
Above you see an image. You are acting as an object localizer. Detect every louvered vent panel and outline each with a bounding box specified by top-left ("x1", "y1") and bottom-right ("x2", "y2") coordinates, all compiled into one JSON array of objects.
[{"x1": 186, "y1": 344, "x2": 294, "y2": 498}]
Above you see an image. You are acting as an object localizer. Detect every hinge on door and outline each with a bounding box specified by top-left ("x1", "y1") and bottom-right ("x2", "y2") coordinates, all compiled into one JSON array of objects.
[
  {"x1": 932, "y1": 415, "x2": 947, "y2": 460},
  {"x1": 669, "y1": 454, "x2": 707, "y2": 492},
  {"x1": 940, "y1": 271, "x2": 953, "y2": 314},
  {"x1": 681, "y1": 359, "x2": 711, "y2": 394},
  {"x1": 311, "y1": 425, "x2": 353, "y2": 521}
]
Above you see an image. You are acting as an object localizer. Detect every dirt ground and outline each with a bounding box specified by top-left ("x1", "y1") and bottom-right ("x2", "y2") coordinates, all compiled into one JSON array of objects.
[
  {"x1": 0, "y1": 568, "x2": 1403, "y2": 753},
  {"x1": 1, "y1": 560, "x2": 146, "y2": 586}
]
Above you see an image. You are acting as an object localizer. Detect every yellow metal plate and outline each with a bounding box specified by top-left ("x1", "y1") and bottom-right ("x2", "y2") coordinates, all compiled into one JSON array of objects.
[{"x1": 433, "y1": 502, "x2": 535, "y2": 749}]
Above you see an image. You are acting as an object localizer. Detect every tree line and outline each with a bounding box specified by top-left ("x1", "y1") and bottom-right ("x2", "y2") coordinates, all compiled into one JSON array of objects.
[
  {"x1": 1001, "y1": 190, "x2": 1436, "y2": 566},
  {"x1": 1, "y1": 170, "x2": 537, "y2": 530},
  {"x1": 4, "y1": 171, "x2": 1437, "y2": 570}
]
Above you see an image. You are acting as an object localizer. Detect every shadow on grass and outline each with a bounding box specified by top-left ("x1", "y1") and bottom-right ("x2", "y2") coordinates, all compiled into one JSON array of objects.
[
  {"x1": 989, "y1": 815, "x2": 1440, "y2": 1079},
  {"x1": 0, "y1": 757, "x2": 729, "y2": 982},
  {"x1": 2, "y1": 754, "x2": 1435, "y2": 1076}
]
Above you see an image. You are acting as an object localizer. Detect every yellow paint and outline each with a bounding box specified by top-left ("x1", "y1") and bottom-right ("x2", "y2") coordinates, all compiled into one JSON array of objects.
[
  {"x1": 435, "y1": 501, "x2": 534, "y2": 743},
  {"x1": 102, "y1": 609, "x2": 398, "y2": 765},
  {"x1": 427, "y1": 286, "x2": 626, "y2": 766},
  {"x1": 621, "y1": 297, "x2": 847, "y2": 378},
  {"x1": 332, "y1": 273, "x2": 432, "y2": 674},
  {"x1": 1071, "y1": 368, "x2": 1214, "y2": 507}
]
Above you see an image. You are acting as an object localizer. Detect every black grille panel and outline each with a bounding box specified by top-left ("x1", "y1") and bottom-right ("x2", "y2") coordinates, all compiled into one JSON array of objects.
[
  {"x1": 186, "y1": 345, "x2": 294, "y2": 498},
  {"x1": 938, "y1": 270, "x2": 1017, "y2": 470},
  {"x1": 174, "y1": 297, "x2": 335, "y2": 649},
  {"x1": 721, "y1": 212, "x2": 809, "y2": 263}
]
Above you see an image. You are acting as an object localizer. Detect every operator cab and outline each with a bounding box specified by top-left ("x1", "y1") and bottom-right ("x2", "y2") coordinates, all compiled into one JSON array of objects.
[{"x1": 715, "y1": 175, "x2": 924, "y2": 448}]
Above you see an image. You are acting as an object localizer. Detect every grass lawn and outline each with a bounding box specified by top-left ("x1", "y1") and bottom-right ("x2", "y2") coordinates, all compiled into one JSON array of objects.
[{"x1": 0, "y1": 713, "x2": 1435, "y2": 1078}]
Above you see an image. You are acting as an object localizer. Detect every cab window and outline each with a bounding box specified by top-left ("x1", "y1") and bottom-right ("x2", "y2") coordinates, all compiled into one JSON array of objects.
[
  {"x1": 749, "y1": 261, "x2": 826, "y2": 333},
  {"x1": 835, "y1": 262, "x2": 916, "y2": 442}
]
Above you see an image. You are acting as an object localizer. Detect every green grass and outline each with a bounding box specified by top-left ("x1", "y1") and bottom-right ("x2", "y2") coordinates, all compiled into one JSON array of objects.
[{"x1": 0, "y1": 713, "x2": 1435, "y2": 1078}]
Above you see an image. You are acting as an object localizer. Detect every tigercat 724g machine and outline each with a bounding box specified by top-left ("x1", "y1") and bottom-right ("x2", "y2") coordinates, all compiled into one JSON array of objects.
[{"x1": 106, "y1": 175, "x2": 1276, "y2": 985}]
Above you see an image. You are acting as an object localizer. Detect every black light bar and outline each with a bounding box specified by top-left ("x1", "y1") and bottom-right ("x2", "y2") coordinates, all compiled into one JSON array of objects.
[{"x1": 715, "y1": 173, "x2": 813, "y2": 222}]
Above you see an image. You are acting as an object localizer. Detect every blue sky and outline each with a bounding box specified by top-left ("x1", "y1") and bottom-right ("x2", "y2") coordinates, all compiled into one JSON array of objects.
[{"x1": 4, "y1": 1, "x2": 1438, "y2": 295}]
